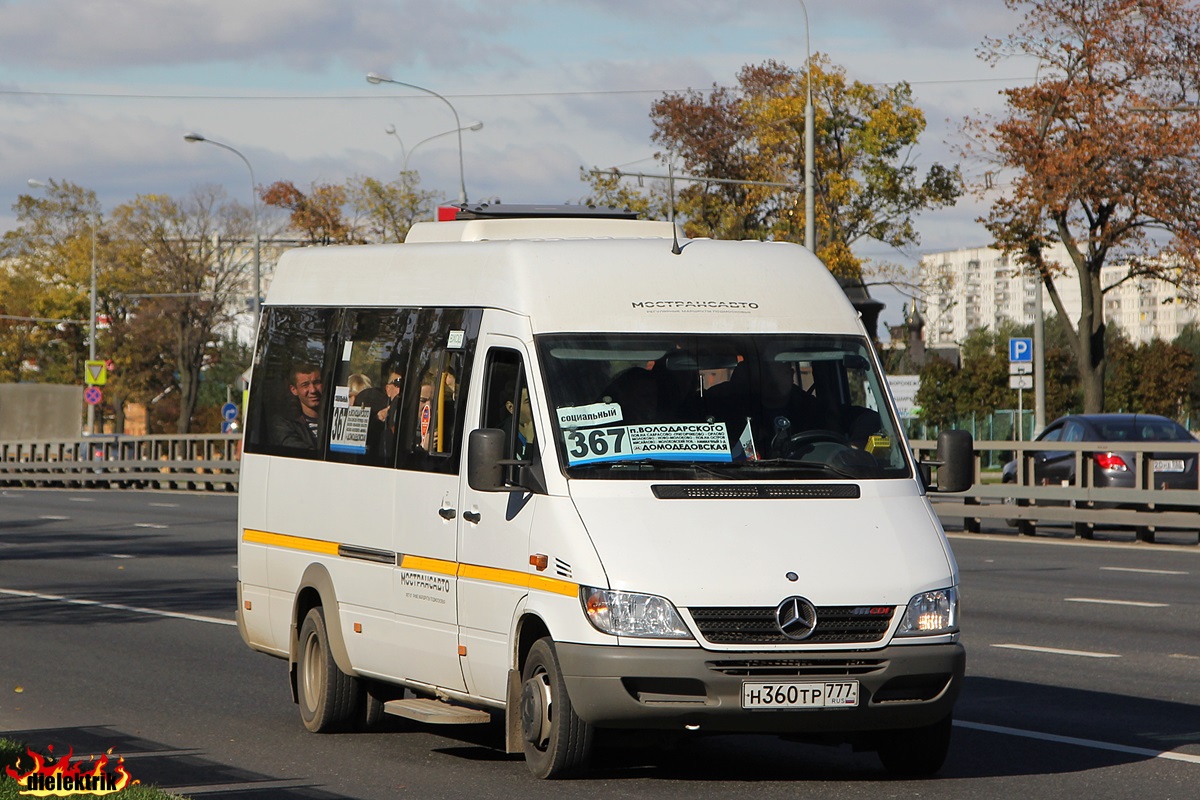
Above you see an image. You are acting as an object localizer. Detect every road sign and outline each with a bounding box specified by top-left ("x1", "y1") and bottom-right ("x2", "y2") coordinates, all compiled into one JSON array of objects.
[
  {"x1": 84, "y1": 360, "x2": 108, "y2": 386},
  {"x1": 1010, "y1": 362, "x2": 1033, "y2": 375},
  {"x1": 1009, "y1": 337, "x2": 1033, "y2": 363},
  {"x1": 84, "y1": 386, "x2": 103, "y2": 406},
  {"x1": 221, "y1": 402, "x2": 239, "y2": 422},
  {"x1": 1009, "y1": 374, "x2": 1033, "y2": 390}
]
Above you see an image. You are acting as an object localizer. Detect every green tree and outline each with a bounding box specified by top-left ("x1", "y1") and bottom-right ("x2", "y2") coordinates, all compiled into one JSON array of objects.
[
  {"x1": 915, "y1": 356, "x2": 961, "y2": 428},
  {"x1": 1172, "y1": 322, "x2": 1200, "y2": 423}
]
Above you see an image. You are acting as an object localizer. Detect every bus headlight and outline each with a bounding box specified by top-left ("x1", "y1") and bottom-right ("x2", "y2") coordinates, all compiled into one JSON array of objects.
[
  {"x1": 580, "y1": 587, "x2": 693, "y2": 639},
  {"x1": 895, "y1": 587, "x2": 958, "y2": 636}
]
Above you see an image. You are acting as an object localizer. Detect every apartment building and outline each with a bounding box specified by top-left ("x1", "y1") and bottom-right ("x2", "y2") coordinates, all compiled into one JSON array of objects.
[{"x1": 918, "y1": 244, "x2": 1198, "y2": 346}]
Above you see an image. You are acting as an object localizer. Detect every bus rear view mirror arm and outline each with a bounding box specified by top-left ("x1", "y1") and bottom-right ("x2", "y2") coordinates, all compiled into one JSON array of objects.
[{"x1": 468, "y1": 429, "x2": 547, "y2": 494}]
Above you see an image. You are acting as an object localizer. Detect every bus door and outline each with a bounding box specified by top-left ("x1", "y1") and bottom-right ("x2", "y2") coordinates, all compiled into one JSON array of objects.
[{"x1": 456, "y1": 333, "x2": 540, "y2": 702}]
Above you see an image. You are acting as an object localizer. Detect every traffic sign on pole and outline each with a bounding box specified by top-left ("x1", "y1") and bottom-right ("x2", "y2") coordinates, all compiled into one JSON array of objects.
[
  {"x1": 84, "y1": 360, "x2": 108, "y2": 385},
  {"x1": 84, "y1": 386, "x2": 103, "y2": 406},
  {"x1": 221, "y1": 402, "x2": 239, "y2": 422},
  {"x1": 1009, "y1": 337, "x2": 1033, "y2": 363}
]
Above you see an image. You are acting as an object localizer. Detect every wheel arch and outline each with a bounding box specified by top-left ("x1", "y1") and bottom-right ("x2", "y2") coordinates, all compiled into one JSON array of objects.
[{"x1": 289, "y1": 563, "x2": 357, "y2": 701}]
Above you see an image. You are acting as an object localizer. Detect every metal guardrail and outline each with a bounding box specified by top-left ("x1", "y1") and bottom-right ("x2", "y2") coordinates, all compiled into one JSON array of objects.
[
  {"x1": 1, "y1": 434, "x2": 1195, "y2": 543},
  {"x1": 0, "y1": 434, "x2": 241, "y2": 491},
  {"x1": 912, "y1": 438, "x2": 1200, "y2": 544}
]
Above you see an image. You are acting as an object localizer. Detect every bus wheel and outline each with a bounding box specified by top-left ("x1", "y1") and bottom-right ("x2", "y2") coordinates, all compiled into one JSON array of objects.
[
  {"x1": 876, "y1": 713, "x2": 952, "y2": 777},
  {"x1": 519, "y1": 638, "x2": 593, "y2": 778},
  {"x1": 297, "y1": 606, "x2": 361, "y2": 733}
]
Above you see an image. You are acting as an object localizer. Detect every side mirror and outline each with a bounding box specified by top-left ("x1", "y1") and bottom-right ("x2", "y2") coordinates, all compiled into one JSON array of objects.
[
  {"x1": 468, "y1": 429, "x2": 507, "y2": 492},
  {"x1": 934, "y1": 429, "x2": 974, "y2": 493}
]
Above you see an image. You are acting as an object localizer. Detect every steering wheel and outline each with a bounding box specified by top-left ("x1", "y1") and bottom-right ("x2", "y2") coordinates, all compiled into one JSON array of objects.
[{"x1": 782, "y1": 429, "x2": 850, "y2": 458}]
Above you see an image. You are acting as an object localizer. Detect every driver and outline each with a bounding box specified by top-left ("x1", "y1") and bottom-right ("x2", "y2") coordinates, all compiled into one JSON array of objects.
[{"x1": 755, "y1": 359, "x2": 825, "y2": 457}]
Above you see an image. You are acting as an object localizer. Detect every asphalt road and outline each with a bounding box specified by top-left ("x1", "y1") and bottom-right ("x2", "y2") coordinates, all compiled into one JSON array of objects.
[{"x1": 1, "y1": 488, "x2": 1197, "y2": 799}]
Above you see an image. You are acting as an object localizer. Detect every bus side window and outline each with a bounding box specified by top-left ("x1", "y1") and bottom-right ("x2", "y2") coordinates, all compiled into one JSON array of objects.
[
  {"x1": 481, "y1": 349, "x2": 537, "y2": 466},
  {"x1": 394, "y1": 308, "x2": 480, "y2": 474},
  {"x1": 244, "y1": 306, "x2": 336, "y2": 458},
  {"x1": 327, "y1": 308, "x2": 418, "y2": 468}
]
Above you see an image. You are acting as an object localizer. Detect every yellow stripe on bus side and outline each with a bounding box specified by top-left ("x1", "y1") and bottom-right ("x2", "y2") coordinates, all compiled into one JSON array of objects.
[
  {"x1": 399, "y1": 554, "x2": 459, "y2": 577},
  {"x1": 459, "y1": 562, "x2": 578, "y2": 597},
  {"x1": 246, "y1": 531, "x2": 578, "y2": 597},
  {"x1": 242, "y1": 529, "x2": 340, "y2": 556}
]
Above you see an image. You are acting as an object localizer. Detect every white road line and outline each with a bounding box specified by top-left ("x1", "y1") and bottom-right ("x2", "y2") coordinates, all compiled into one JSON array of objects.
[
  {"x1": 992, "y1": 643, "x2": 1121, "y2": 658},
  {"x1": 1065, "y1": 597, "x2": 1169, "y2": 608},
  {"x1": 955, "y1": 720, "x2": 1200, "y2": 765},
  {"x1": 163, "y1": 780, "x2": 313, "y2": 795},
  {"x1": 68, "y1": 497, "x2": 95, "y2": 502},
  {"x1": 148, "y1": 502, "x2": 179, "y2": 508},
  {"x1": 0, "y1": 588, "x2": 236, "y2": 627},
  {"x1": 134, "y1": 523, "x2": 168, "y2": 529},
  {"x1": 1101, "y1": 566, "x2": 1189, "y2": 576},
  {"x1": 39, "y1": 515, "x2": 69, "y2": 520}
]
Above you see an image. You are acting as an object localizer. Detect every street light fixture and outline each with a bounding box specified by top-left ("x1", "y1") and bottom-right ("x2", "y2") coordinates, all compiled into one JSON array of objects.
[
  {"x1": 182, "y1": 133, "x2": 261, "y2": 331},
  {"x1": 366, "y1": 72, "x2": 471, "y2": 204},
  {"x1": 28, "y1": 178, "x2": 99, "y2": 434},
  {"x1": 390, "y1": 121, "x2": 484, "y2": 174}
]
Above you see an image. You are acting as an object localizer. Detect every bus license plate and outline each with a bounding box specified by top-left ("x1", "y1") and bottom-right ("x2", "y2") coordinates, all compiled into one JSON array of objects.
[
  {"x1": 741, "y1": 681, "x2": 859, "y2": 709},
  {"x1": 1152, "y1": 459, "x2": 1185, "y2": 472}
]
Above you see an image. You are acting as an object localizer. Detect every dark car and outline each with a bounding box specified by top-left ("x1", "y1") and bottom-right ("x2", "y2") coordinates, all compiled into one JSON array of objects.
[{"x1": 1002, "y1": 413, "x2": 1199, "y2": 492}]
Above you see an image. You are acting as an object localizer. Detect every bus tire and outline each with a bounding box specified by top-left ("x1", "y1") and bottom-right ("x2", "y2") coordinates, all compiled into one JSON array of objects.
[
  {"x1": 297, "y1": 606, "x2": 361, "y2": 733},
  {"x1": 519, "y1": 638, "x2": 593, "y2": 778}
]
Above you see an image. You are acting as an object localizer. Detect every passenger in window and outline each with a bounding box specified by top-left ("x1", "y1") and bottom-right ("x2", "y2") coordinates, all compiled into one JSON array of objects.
[
  {"x1": 499, "y1": 380, "x2": 536, "y2": 460},
  {"x1": 270, "y1": 362, "x2": 323, "y2": 449},
  {"x1": 377, "y1": 368, "x2": 404, "y2": 461},
  {"x1": 347, "y1": 373, "x2": 373, "y2": 405}
]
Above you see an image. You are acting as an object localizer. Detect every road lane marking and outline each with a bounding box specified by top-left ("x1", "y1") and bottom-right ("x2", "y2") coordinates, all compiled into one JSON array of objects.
[
  {"x1": 992, "y1": 643, "x2": 1120, "y2": 658},
  {"x1": 0, "y1": 588, "x2": 235, "y2": 627},
  {"x1": 134, "y1": 523, "x2": 168, "y2": 529},
  {"x1": 163, "y1": 780, "x2": 313, "y2": 795},
  {"x1": 68, "y1": 497, "x2": 95, "y2": 502},
  {"x1": 1101, "y1": 566, "x2": 1188, "y2": 576},
  {"x1": 149, "y1": 502, "x2": 179, "y2": 508},
  {"x1": 1065, "y1": 597, "x2": 1168, "y2": 608},
  {"x1": 955, "y1": 720, "x2": 1200, "y2": 765},
  {"x1": 39, "y1": 515, "x2": 69, "y2": 520}
]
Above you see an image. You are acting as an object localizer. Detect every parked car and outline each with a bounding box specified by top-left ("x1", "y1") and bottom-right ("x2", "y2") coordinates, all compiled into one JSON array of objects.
[{"x1": 1002, "y1": 413, "x2": 1198, "y2": 490}]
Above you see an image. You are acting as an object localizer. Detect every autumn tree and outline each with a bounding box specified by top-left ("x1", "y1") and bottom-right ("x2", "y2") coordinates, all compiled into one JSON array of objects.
[
  {"x1": 1, "y1": 181, "x2": 108, "y2": 388},
  {"x1": 109, "y1": 186, "x2": 254, "y2": 433},
  {"x1": 643, "y1": 57, "x2": 961, "y2": 280},
  {"x1": 260, "y1": 180, "x2": 357, "y2": 245},
  {"x1": 966, "y1": 0, "x2": 1200, "y2": 413}
]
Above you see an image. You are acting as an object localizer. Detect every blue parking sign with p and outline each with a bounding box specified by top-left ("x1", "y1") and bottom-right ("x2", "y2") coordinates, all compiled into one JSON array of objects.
[{"x1": 1009, "y1": 337, "x2": 1033, "y2": 362}]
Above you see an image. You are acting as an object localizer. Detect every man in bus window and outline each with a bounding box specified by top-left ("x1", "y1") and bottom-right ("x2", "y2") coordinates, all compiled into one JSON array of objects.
[
  {"x1": 499, "y1": 381, "x2": 536, "y2": 460},
  {"x1": 270, "y1": 363, "x2": 323, "y2": 449}
]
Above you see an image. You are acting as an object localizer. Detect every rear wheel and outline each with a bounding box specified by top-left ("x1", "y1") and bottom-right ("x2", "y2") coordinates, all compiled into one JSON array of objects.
[
  {"x1": 876, "y1": 714, "x2": 953, "y2": 777},
  {"x1": 519, "y1": 638, "x2": 593, "y2": 778},
  {"x1": 297, "y1": 606, "x2": 362, "y2": 733}
]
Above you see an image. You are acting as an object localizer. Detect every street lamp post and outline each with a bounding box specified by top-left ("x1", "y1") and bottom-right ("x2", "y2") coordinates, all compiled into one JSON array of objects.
[
  {"x1": 28, "y1": 178, "x2": 99, "y2": 434},
  {"x1": 797, "y1": 0, "x2": 816, "y2": 253},
  {"x1": 397, "y1": 122, "x2": 484, "y2": 175},
  {"x1": 366, "y1": 73, "x2": 471, "y2": 204},
  {"x1": 183, "y1": 133, "x2": 261, "y2": 332}
]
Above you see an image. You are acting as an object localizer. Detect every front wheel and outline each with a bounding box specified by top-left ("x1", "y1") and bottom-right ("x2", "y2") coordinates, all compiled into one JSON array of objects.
[
  {"x1": 876, "y1": 714, "x2": 952, "y2": 777},
  {"x1": 297, "y1": 606, "x2": 363, "y2": 733},
  {"x1": 519, "y1": 638, "x2": 593, "y2": 779}
]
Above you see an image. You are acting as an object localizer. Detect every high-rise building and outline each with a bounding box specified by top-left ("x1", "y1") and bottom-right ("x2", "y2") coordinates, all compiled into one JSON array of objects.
[{"x1": 918, "y1": 244, "x2": 1197, "y2": 346}]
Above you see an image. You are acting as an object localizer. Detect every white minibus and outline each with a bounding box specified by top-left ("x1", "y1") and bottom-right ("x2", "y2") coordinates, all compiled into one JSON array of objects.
[{"x1": 236, "y1": 204, "x2": 973, "y2": 779}]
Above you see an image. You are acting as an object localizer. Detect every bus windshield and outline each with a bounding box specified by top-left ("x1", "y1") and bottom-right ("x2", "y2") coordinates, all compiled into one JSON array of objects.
[{"x1": 536, "y1": 333, "x2": 910, "y2": 481}]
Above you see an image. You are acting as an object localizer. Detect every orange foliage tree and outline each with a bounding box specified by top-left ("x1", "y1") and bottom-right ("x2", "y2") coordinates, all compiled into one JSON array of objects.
[{"x1": 965, "y1": 0, "x2": 1200, "y2": 413}]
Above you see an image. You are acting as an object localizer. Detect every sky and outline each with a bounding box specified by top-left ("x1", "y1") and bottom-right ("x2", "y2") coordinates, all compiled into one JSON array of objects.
[{"x1": 0, "y1": 0, "x2": 1037, "y2": 336}]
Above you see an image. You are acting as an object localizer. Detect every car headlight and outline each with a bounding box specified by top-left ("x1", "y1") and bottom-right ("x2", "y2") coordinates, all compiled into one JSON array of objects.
[
  {"x1": 580, "y1": 587, "x2": 693, "y2": 639},
  {"x1": 895, "y1": 587, "x2": 958, "y2": 636}
]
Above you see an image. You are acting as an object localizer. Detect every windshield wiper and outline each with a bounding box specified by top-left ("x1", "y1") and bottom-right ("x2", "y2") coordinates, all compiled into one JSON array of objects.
[
  {"x1": 745, "y1": 459, "x2": 870, "y2": 479},
  {"x1": 571, "y1": 458, "x2": 735, "y2": 478}
]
